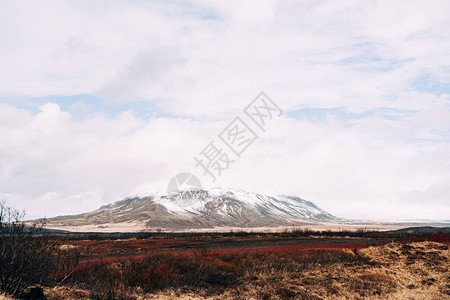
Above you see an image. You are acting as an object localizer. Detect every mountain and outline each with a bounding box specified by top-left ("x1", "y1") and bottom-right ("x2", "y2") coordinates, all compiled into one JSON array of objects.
[{"x1": 46, "y1": 188, "x2": 338, "y2": 230}]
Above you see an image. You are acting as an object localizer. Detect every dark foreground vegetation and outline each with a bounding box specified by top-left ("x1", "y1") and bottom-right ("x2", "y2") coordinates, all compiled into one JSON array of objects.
[
  {"x1": 1, "y1": 202, "x2": 449, "y2": 299},
  {"x1": 73, "y1": 248, "x2": 368, "y2": 299},
  {"x1": 0, "y1": 201, "x2": 79, "y2": 298}
]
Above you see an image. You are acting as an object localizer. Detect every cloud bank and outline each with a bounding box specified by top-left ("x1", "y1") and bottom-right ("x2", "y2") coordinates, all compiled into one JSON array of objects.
[{"x1": 0, "y1": 0, "x2": 449, "y2": 220}]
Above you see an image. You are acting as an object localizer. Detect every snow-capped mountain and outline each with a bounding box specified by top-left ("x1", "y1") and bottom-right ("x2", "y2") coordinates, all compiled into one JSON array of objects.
[{"x1": 47, "y1": 188, "x2": 338, "y2": 230}]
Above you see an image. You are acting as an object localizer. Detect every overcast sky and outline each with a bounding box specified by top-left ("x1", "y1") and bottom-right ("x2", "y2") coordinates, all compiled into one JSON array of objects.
[{"x1": 1, "y1": 0, "x2": 450, "y2": 221}]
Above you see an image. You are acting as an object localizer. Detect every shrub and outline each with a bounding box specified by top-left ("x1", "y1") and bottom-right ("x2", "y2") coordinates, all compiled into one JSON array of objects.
[{"x1": 0, "y1": 201, "x2": 79, "y2": 296}]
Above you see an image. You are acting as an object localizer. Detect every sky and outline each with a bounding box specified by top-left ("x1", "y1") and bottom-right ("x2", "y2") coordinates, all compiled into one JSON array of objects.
[{"x1": 0, "y1": 0, "x2": 450, "y2": 221}]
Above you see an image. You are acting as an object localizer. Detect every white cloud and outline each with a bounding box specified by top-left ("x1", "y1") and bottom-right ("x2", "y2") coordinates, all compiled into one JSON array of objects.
[
  {"x1": 2, "y1": 1, "x2": 450, "y2": 112},
  {"x1": 0, "y1": 1, "x2": 449, "y2": 220},
  {"x1": 0, "y1": 103, "x2": 449, "y2": 220}
]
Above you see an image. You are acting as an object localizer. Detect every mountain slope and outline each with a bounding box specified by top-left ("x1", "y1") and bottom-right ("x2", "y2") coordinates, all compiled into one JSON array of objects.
[{"x1": 47, "y1": 188, "x2": 338, "y2": 230}]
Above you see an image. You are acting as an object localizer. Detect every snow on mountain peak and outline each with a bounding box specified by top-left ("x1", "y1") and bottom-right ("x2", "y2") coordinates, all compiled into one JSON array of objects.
[{"x1": 47, "y1": 188, "x2": 338, "y2": 230}]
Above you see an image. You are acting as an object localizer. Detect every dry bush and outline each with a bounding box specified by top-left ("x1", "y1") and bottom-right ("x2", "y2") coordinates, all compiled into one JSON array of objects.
[
  {"x1": 122, "y1": 254, "x2": 241, "y2": 291},
  {"x1": 0, "y1": 201, "x2": 54, "y2": 295},
  {"x1": 283, "y1": 227, "x2": 421, "y2": 240},
  {"x1": 72, "y1": 253, "x2": 242, "y2": 298},
  {"x1": 70, "y1": 248, "x2": 366, "y2": 298},
  {"x1": 220, "y1": 248, "x2": 365, "y2": 278},
  {"x1": 0, "y1": 201, "x2": 79, "y2": 297}
]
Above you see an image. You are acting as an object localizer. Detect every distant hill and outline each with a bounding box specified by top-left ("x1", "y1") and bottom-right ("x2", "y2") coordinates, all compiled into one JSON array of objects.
[
  {"x1": 388, "y1": 226, "x2": 450, "y2": 235},
  {"x1": 45, "y1": 188, "x2": 339, "y2": 230}
]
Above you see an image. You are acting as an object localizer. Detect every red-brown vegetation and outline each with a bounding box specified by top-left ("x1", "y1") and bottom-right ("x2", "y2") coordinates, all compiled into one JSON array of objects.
[{"x1": 411, "y1": 231, "x2": 450, "y2": 244}]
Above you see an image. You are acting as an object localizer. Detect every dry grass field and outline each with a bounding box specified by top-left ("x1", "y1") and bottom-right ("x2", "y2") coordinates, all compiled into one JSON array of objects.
[
  {"x1": 1, "y1": 225, "x2": 449, "y2": 299},
  {"x1": 43, "y1": 238, "x2": 450, "y2": 299}
]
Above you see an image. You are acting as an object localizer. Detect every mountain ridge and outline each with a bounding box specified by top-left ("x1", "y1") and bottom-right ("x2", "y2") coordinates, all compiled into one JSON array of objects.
[{"x1": 46, "y1": 188, "x2": 339, "y2": 230}]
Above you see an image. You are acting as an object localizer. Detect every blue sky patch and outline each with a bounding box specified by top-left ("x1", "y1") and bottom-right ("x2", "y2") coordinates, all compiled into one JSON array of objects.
[
  {"x1": 286, "y1": 106, "x2": 415, "y2": 125},
  {"x1": 0, "y1": 94, "x2": 175, "y2": 120},
  {"x1": 411, "y1": 74, "x2": 450, "y2": 95}
]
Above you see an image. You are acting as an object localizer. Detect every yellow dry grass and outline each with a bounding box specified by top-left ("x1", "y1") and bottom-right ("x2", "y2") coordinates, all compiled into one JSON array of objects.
[
  {"x1": 151, "y1": 242, "x2": 449, "y2": 300},
  {"x1": 40, "y1": 241, "x2": 449, "y2": 299}
]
